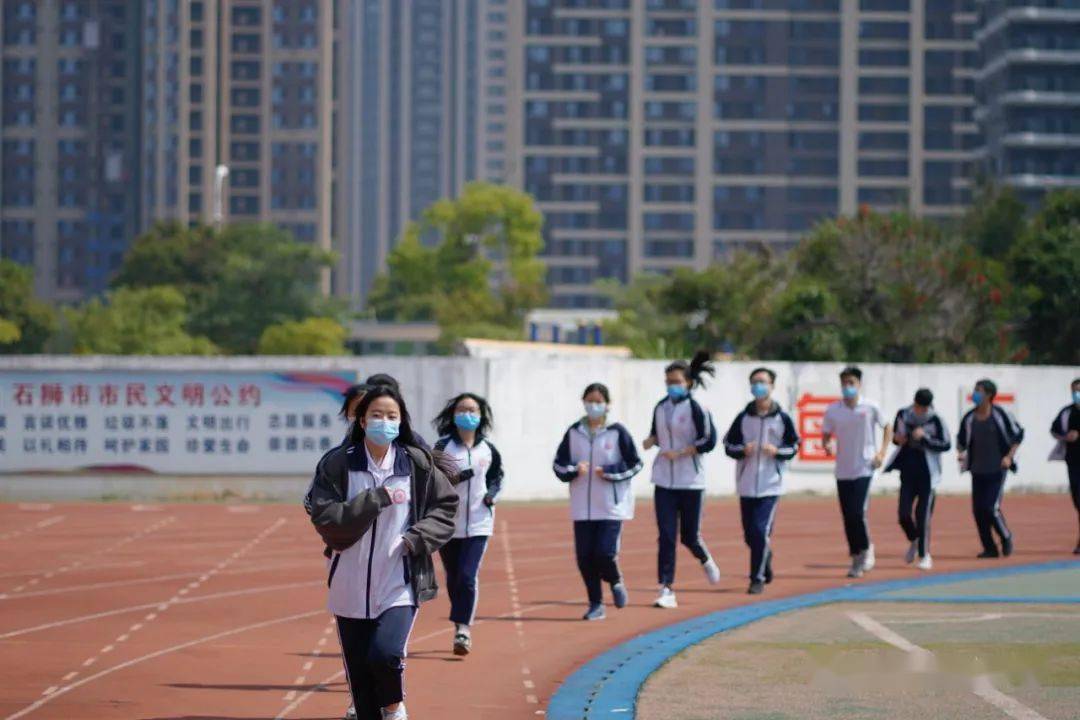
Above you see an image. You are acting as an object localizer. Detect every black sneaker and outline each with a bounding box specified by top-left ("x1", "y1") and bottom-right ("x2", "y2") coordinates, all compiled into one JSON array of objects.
[
  {"x1": 977, "y1": 548, "x2": 1000, "y2": 559},
  {"x1": 1001, "y1": 536, "x2": 1014, "y2": 557},
  {"x1": 747, "y1": 581, "x2": 765, "y2": 595}
]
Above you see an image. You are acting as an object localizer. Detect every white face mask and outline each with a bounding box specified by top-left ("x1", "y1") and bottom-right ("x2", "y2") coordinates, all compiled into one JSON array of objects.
[{"x1": 584, "y1": 402, "x2": 608, "y2": 419}]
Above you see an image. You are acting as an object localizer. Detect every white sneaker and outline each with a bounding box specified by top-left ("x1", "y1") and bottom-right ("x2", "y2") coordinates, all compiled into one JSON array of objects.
[
  {"x1": 904, "y1": 541, "x2": 918, "y2": 564},
  {"x1": 345, "y1": 706, "x2": 357, "y2": 720},
  {"x1": 916, "y1": 554, "x2": 933, "y2": 571},
  {"x1": 654, "y1": 586, "x2": 678, "y2": 609},
  {"x1": 862, "y1": 545, "x2": 876, "y2": 572},
  {"x1": 846, "y1": 555, "x2": 864, "y2": 579},
  {"x1": 381, "y1": 704, "x2": 407, "y2": 720},
  {"x1": 702, "y1": 558, "x2": 721, "y2": 585}
]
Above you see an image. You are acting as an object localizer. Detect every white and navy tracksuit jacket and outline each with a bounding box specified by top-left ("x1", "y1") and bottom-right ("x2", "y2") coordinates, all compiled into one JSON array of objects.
[
  {"x1": 326, "y1": 443, "x2": 415, "y2": 620},
  {"x1": 722, "y1": 401, "x2": 800, "y2": 498},
  {"x1": 957, "y1": 405, "x2": 1025, "y2": 474},
  {"x1": 885, "y1": 406, "x2": 951, "y2": 487},
  {"x1": 553, "y1": 420, "x2": 643, "y2": 521},
  {"x1": 434, "y1": 434, "x2": 504, "y2": 538},
  {"x1": 649, "y1": 395, "x2": 718, "y2": 490}
]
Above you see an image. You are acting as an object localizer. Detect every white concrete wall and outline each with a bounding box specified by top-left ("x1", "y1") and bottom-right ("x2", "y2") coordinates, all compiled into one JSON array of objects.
[{"x1": 1, "y1": 356, "x2": 1076, "y2": 501}]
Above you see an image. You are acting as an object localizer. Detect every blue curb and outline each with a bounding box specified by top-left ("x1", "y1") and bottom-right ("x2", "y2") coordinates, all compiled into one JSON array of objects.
[{"x1": 546, "y1": 559, "x2": 1079, "y2": 720}]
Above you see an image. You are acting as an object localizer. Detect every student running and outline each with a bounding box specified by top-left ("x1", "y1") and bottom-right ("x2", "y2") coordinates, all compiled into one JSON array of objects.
[
  {"x1": 957, "y1": 378, "x2": 1024, "y2": 559},
  {"x1": 305, "y1": 385, "x2": 458, "y2": 720},
  {"x1": 643, "y1": 351, "x2": 720, "y2": 609},
  {"x1": 822, "y1": 366, "x2": 892, "y2": 579},
  {"x1": 1049, "y1": 378, "x2": 1080, "y2": 554},
  {"x1": 433, "y1": 393, "x2": 504, "y2": 656},
  {"x1": 553, "y1": 382, "x2": 643, "y2": 621},
  {"x1": 885, "y1": 388, "x2": 951, "y2": 571},
  {"x1": 722, "y1": 366, "x2": 800, "y2": 595}
]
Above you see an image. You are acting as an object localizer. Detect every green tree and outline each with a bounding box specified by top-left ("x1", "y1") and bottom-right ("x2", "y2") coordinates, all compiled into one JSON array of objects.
[
  {"x1": 1009, "y1": 190, "x2": 1080, "y2": 364},
  {"x1": 64, "y1": 286, "x2": 217, "y2": 355},
  {"x1": 962, "y1": 180, "x2": 1027, "y2": 259},
  {"x1": 257, "y1": 317, "x2": 348, "y2": 355},
  {"x1": 0, "y1": 259, "x2": 56, "y2": 354},
  {"x1": 789, "y1": 207, "x2": 1020, "y2": 362},
  {"x1": 603, "y1": 251, "x2": 785, "y2": 358},
  {"x1": 369, "y1": 182, "x2": 547, "y2": 346},
  {"x1": 113, "y1": 223, "x2": 338, "y2": 354}
]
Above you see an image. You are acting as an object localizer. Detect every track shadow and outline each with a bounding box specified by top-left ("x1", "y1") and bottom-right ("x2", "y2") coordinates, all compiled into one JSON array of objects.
[
  {"x1": 141, "y1": 717, "x2": 338, "y2": 720},
  {"x1": 409, "y1": 650, "x2": 464, "y2": 662},
  {"x1": 288, "y1": 651, "x2": 342, "y2": 659},
  {"x1": 164, "y1": 682, "x2": 346, "y2": 693},
  {"x1": 475, "y1": 614, "x2": 580, "y2": 623}
]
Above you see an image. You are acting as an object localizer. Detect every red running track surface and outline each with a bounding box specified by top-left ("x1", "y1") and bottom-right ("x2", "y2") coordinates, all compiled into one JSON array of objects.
[{"x1": 0, "y1": 493, "x2": 1076, "y2": 720}]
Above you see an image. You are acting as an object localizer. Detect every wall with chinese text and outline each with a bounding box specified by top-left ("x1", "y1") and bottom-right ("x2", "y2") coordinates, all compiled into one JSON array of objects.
[{"x1": 0, "y1": 356, "x2": 1074, "y2": 500}]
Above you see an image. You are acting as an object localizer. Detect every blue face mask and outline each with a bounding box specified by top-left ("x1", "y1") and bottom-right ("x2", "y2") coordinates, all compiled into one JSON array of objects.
[
  {"x1": 1074, "y1": 390, "x2": 1080, "y2": 405},
  {"x1": 667, "y1": 384, "x2": 688, "y2": 401},
  {"x1": 454, "y1": 412, "x2": 481, "y2": 431},
  {"x1": 584, "y1": 402, "x2": 608, "y2": 420},
  {"x1": 972, "y1": 390, "x2": 984, "y2": 406},
  {"x1": 841, "y1": 385, "x2": 858, "y2": 400},
  {"x1": 751, "y1": 382, "x2": 770, "y2": 399},
  {"x1": 365, "y1": 418, "x2": 400, "y2": 446}
]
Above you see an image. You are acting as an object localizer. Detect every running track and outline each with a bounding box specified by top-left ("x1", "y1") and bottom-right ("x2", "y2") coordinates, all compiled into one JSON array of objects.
[{"x1": 0, "y1": 493, "x2": 1075, "y2": 720}]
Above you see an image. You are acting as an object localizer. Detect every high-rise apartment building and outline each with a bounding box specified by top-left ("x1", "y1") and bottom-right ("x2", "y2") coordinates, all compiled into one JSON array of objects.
[
  {"x1": 506, "y1": 0, "x2": 980, "y2": 308},
  {"x1": 142, "y1": 0, "x2": 335, "y2": 290},
  {"x1": 975, "y1": 0, "x2": 1080, "y2": 205},
  {"x1": 1, "y1": 0, "x2": 142, "y2": 301},
  {"x1": 335, "y1": 0, "x2": 510, "y2": 303}
]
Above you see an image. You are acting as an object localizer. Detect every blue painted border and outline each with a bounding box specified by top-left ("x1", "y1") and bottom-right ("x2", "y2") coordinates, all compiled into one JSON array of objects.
[{"x1": 546, "y1": 559, "x2": 1080, "y2": 720}]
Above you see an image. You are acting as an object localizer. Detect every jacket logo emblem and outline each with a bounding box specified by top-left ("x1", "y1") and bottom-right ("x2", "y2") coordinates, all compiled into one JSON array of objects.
[{"x1": 390, "y1": 488, "x2": 408, "y2": 505}]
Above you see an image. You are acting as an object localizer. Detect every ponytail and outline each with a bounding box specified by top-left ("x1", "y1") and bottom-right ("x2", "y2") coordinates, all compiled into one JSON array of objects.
[{"x1": 665, "y1": 350, "x2": 715, "y2": 390}]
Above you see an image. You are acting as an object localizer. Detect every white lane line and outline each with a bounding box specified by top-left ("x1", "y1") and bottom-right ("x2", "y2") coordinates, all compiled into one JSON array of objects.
[
  {"x1": 2, "y1": 609, "x2": 323, "y2": 720},
  {"x1": 0, "y1": 516, "x2": 65, "y2": 542},
  {"x1": 18, "y1": 518, "x2": 288, "y2": 703},
  {"x1": 0, "y1": 557, "x2": 312, "y2": 600},
  {"x1": 846, "y1": 611, "x2": 1052, "y2": 720},
  {"x1": 0, "y1": 581, "x2": 321, "y2": 640},
  {"x1": 274, "y1": 592, "x2": 578, "y2": 719},
  {"x1": 0, "y1": 517, "x2": 176, "y2": 598}
]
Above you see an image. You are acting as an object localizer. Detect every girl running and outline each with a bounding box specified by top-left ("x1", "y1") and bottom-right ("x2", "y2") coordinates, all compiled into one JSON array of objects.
[
  {"x1": 305, "y1": 385, "x2": 458, "y2": 720},
  {"x1": 643, "y1": 351, "x2": 720, "y2": 609},
  {"x1": 433, "y1": 393, "x2": 504, "y2": 656},
  {"x1": 553, "y1": 383, "x2": 643, "y2": 621}
]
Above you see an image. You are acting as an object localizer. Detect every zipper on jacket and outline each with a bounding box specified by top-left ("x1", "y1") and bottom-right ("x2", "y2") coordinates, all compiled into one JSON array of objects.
[
  {"x1": 587, "y1": 432, "x2": 594, "y2": 521},
  {"x1": 755, "y1": 416, "x2": 766, "y2": 497},
  {"x1": 365, "y1": 515, "x2": 377, "y2": 619},
  {"x1": 666, "y1": 404, "x2": 676, "y2": 489},
  {"x1": 465, "y1": 444, "x2": 473, "y2": 538}
]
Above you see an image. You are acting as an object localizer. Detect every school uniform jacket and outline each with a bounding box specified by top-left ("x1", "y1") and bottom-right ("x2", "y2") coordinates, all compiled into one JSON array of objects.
[
  {"x1": 304, "y1": 442, "x2": 457, "y2": 619},
  {"x1": 552, "y1": 420, "x2": 643, "y2": 521},
  {"x1": 957, "y1": 404, "x2": 1025, "y2": 473},
  {"x1": 649, "y1": 395, "x2": 718, "y2": 490},
  {"x1": 884, "y1": 406, "x2": 951, "y2": 487},
  {"x1": 1049, "y1": 404, "x2": 1079, "y2": 463},
  {"x1": 434, "y1": 433, "x2": 504, "y2": 538},
  {"x1": 722, "y1": 401, "x2": 800, "y2": 498}
]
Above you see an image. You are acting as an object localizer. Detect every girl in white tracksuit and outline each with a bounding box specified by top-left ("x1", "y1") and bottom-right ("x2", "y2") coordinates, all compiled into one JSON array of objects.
[
  {"x1": 432, "y1": 392, "x2": 504, "y2": 657},
  {"x1": 553, "y1": 382, "x2": 643, "y2": 621},
  {"x1": 722, "y1": 367, "x2": 800, "y2": 595},
  {"x1": 305, "y1": 385, "x2": 458, "y2": 720},
  {"x1": 643, "y1": 351, "x2": 720, "y2": 609}
]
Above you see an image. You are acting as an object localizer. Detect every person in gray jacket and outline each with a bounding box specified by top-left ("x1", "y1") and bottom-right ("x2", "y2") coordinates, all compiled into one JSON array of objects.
[
  {"x1": 886, "y1": 388, "x2": 951, "y2": 571},
  {"x1": 956, "y1": 378, "x2": 1024, "y2": 559},
  {"x1": 305, "y1": 385, "x2": 458, "y2": 720},
  {"x1": 723, "y1": 367, "x2": 800, "y2": 595}
]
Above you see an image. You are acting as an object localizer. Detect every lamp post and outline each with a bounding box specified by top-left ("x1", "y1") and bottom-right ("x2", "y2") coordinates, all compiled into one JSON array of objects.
[{"x1": 212, "y1": 164, "x2": 230, "y2": 229}]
